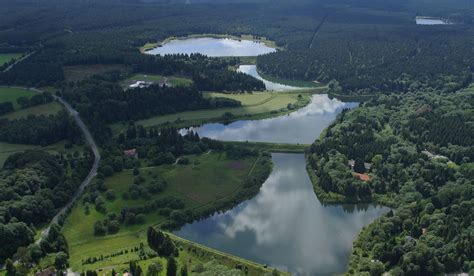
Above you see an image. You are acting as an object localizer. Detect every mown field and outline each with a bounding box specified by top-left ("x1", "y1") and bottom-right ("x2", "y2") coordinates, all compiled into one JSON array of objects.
[
  {"x1": 0, "y1": 87, "x2": 36, "y2": 109},
  {"x1": 0, "y1": 140, "x2": 83, "y2": 167},
  {"x1": 0, "y1": 53, "x2": 22, "y2": 66},
  {"x1": 63, "y1": 64, "x2": 127, "y2": 82},
  {"x1": 122, "y1": 74, "x2": 193, "y2": 88},
  {"x1": 0, "y1": 101, "x2": 63, "y2": 120},
  {"x1": 63, "y1": 152, "x2": 261, "y2": 271},
  {"x1": 112, "y1": 90, "x2": 318, "y2": 134}
]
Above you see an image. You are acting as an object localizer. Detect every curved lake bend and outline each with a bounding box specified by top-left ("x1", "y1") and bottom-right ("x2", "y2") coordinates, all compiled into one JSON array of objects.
[
  {"x1": 146, "y1": 37, "x2": 276, "y2": 57},
  {"x1": 182, "y1": 94, "x2": 358, "y2": 144},
  {"x1": 175, "y1": 153, "x2": 389, "y2": 275},
  {"x1": 237, "y1": 65, "x2": 302, "y2": 91}
]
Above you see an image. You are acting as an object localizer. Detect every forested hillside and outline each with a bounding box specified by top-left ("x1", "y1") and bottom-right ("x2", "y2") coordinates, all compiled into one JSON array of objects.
[
  {"x1": 0, "y1": 150, "x2": 93, "y2": 262},
  {"x1": 307, "y1": 87, "x2": 474, "y2": 274},
  {"x1": 0, "y1": 0, "x2": 471, "y2": 95}
]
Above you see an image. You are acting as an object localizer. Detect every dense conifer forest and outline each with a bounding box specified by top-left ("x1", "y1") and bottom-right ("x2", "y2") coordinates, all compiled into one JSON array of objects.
[
  {"x1": 307, "y1": 88, "x2": 474, "y2": 274},
  {"x1": 0, "y1": 0, "x2": 472, "y2": 274}
]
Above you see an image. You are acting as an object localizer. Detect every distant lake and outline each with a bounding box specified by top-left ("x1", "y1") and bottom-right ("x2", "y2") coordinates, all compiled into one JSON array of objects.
[
  {"x1": 237, "y1": 65, "x2": 301, "y2": 91},
  {"x1": 182, "y1": 94, "x2": 358, "y2": 144},
  {"x1": 416, "y1": 17, "x2": 451, "y2": 25},
  {"x1": 175, "y1": 153, "x2": 389, "y2": 275},
  {"x1": 146, "y1": 37, "x2": 276, "y2": 57}
]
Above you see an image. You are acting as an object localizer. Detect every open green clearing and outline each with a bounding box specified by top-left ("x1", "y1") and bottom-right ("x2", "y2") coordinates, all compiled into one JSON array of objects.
[
  {"x1": 0, "y1": 87, "x2": 36, "y2": 109},
  {"x1": 63, "y1": 64, "x2": 127, "y2": 82},
  {"x1": 112, "y1": 90, "x2": 319, "y2": 134},
  {"x1": 63, "y1": 152, "x2": 260, "y2": 271},
  {"x1": 0, "y1": 140, "x2": 83, "y2": 167},
  {"x1": 0, "y1": 53, "x2": 22, "y2": 66},
  {"x1": 0, "y1": 101, "x2": 63, "y2": 120},
  {"x1": 122, "y1": 74, "x2": 193, "y2": 88}
]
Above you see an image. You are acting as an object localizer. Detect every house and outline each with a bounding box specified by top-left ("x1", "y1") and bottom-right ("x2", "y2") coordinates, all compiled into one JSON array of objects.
[
  {"x1": 348, "y1": 159, "x2": 372, "y2": 171},
  {"x1": 123, "y1": 148, "x2": 138, "y2": 158},
  {"x1": 129, "y1": 80, "x2": 152, "y2": 89},
  {"x1": 352, "y1": 172, "x2": 370, "y2": 181}
]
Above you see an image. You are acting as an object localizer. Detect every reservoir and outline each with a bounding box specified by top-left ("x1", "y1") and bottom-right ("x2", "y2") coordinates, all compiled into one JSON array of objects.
[
  {"x1": 184, "y1": 94, "x2": 358, "y2": 144},
  {"x1": 175, "y1": 153, "x2": 389, "y2": 275},
  {"x1": 146, "y1": 37, "x2": 276, "y2": 57}
]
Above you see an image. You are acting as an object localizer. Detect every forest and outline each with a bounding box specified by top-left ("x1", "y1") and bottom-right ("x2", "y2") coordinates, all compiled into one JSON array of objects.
[
  {"x1": 0, "y1": 150, "x2": 93, "y2": 262},
  {"x1": 0, "y1": 0, "x2": 472, "y2": 274},
  {"x1": 59, "y1": 79, "x2": 240, "y2": 143},
  {"x1": 307, "y1": 87, "x2": 474, "y2": 274}
]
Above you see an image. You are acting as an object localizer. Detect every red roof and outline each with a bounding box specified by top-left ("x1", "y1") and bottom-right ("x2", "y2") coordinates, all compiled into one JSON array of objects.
[{"x1": 352, "y1": 172, "x2": 370, "y2": 181}]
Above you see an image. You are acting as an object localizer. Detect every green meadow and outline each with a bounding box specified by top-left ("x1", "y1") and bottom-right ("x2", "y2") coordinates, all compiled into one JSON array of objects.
[
  {"x1": 0, "y1": 87, "x2": 36, "y2": 109},
  {"x1": 0, "y1": 53, "x2": 22, "y2": 66},
  {"x1": 112, "y1": 90, "x2": 318, "y2": 134},
  {"x1": 0, "y1": 101, "x2": 63, "y2": 120},
  {"x1": 63, "y1": 152, "x2": 260, "y2": 271}
]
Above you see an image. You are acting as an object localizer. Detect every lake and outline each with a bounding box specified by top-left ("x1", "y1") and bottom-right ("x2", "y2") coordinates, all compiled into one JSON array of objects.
[
  {"x1": 182, "y1": 94, "x2": 358, "y2": 144},
  {"x1": 416, "y1": 17, "x2": 451, "y2": 25},
  {"x1": 146, "y1": 37, "x2": 276, "y2": 57},
  {"x1": 175, "y1": 153, "x2": 389, "y2": 275},
  {"x1": 237, "y1": 65, "x2": 302, "y2": 91}
]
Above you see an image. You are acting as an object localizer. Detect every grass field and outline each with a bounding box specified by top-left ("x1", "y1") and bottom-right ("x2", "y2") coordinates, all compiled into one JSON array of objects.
[
  {"x1": 122, "y1": 74, "x2": 193, "y2": 88},
  {"x1": 64, "y1": 64, "x2": 127, "y2": 82},
  {"x1": 0, "y1": 87, "x2": 36, "y2": 109},
  {"x1": 0, "y1": 53, "x2": 22, "y2": 66},
  {"x1": 0, "y1": 101, "x2": 63, "y2": 120},
  {"x1": 63, "y1": 152, "x2": 260, "y2": 271},
  {"x1": 223, "y1": 141, "x2": 310, "y2": 153},
  {"x1": 0, "y1": 140, "x2": 83, "y2": 167},
  {"x1": 111, "y1": 90, "x2": 319, "y2": 134}
]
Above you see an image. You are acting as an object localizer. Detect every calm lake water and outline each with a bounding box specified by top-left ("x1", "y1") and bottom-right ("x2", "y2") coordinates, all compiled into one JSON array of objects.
[
  {"x1": 146, "y1": 37, "x2": 276, "y2": 57},
  {"x1": 175, "y1": 153, "x2": 389, "y2": 275},
  {"x1": 416, "y1": 17, "x2": 450, "y2": 25},
  {"x1": 183, "y1": 94, "x2": 358, "y2": 144},
  {"x1": 237, "y1": 65, "x2": 301, "y2": 91}
]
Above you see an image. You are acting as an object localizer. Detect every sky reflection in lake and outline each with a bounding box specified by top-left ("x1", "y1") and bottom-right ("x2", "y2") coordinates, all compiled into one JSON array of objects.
[
  {"x1": 186, "y1": 94, "x2": 357, "y2": 144},
  {"x1": 147, "y1": 37, "x2": 276, "y2": 57},
  {"x1": 175, "y1": 154, "x2": 389, "y2": 275}
]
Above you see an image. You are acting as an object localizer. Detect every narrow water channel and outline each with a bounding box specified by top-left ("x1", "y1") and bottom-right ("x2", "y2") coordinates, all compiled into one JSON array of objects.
[
  {"x1": 184, "y1": 94, "x2": 358, "y2": 144},
  {"x1": 175, "y1": 154, "x2": 389, "y2": 275}
]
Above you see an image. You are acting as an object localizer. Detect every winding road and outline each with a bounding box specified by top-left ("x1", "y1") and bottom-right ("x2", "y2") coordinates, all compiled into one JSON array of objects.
[{"x1": 30, "y1": 88, "x2": 101, "y2": 244}]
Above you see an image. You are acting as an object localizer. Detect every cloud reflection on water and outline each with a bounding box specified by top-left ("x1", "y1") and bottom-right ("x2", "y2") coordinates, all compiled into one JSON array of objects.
[
  {"x1": 189, "y1": 94, "x2": 357, "y2": 144},
  {"x1": 147, "y1": 37, "x2": 276, "y2": 57},
  {"x1": 175, "y1": 154, "x2": 389, "y2": 275}
]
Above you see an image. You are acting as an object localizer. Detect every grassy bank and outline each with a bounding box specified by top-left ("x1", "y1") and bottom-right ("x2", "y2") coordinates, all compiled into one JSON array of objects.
[
  {"x1": 111, "y1": 90, "x2": 322, "y2": 135},
  {"x1": 224, "y1": 141, "x2": 309, "y2": 153},
  {"x1": 63, "y1": 151, "x2": 272, "y2": 272},
  {"x1": 0, "y1": 53, "x2": 23, "y2": 66}
]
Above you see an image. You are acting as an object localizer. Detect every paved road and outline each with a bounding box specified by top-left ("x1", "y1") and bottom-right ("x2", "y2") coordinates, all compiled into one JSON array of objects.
[
  {"x1": 28, "y1": 88, "x2": 101, "y2": 244},
  {"x1": 2, "y1": 51, "x2": 35, "y2": 72}
]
